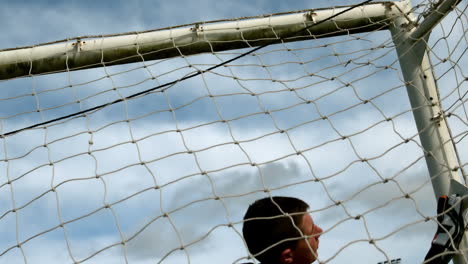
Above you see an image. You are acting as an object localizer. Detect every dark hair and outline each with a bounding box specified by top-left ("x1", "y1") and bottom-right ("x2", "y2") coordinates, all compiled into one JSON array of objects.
[{"x1": 242, "y1": 196, "x2": 309, "y2": 263}]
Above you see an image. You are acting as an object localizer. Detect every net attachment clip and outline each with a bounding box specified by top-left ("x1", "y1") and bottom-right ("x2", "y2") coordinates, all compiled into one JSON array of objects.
[{"x1": 71, "y1": 38, "x2": 86, "y2": 52}]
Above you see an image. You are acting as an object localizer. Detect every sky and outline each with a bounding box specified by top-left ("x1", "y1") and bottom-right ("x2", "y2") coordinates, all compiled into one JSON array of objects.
[{"x1": 0, "y1": 0, "x2": 467, "y2": 264}]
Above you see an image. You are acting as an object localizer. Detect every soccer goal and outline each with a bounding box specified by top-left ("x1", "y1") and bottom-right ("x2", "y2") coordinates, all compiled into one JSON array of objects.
[{"x1": 0, "y1": 0, "x2": 466, "y2": 263}]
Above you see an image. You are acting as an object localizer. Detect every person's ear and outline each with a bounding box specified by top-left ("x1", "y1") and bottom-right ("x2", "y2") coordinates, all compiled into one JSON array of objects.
[{"x1": 280, "y1": 248, "x2": 294, "y2": 264}]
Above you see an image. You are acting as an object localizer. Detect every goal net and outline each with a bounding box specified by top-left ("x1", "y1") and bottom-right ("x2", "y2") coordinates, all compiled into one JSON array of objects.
[{"x1": 0, "y1": 0, "x2": 466, "y2": 263}]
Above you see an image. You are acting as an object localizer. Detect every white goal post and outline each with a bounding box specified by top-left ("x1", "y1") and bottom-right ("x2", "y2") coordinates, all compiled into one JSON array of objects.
[{"x1": 0, "y1": 0, "x2": 466, "y2": 263}]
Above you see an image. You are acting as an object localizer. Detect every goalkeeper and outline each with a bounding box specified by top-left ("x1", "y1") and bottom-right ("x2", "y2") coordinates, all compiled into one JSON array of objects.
[{"x1": 242, "y1": 196, "x2": 323, "y2": 264}]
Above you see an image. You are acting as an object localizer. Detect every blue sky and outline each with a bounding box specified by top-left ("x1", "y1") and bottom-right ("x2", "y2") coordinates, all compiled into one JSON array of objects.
[{"x1": 0, "y1": 0, "x2": 467, "y2": 264}]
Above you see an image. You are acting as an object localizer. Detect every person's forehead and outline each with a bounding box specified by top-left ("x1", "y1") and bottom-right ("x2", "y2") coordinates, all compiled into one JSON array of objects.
[
  {"x1": 298, "y1": 214, "x2": 313, "y2": 235},
  {"x1": 301, "y1": 213, "x2": 313, "y2": 225}
]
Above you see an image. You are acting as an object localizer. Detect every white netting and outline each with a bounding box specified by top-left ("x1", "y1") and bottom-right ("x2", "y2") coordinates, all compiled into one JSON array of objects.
[{"x1": 0, "y1": 1, "x2": 466, "y2": 263}]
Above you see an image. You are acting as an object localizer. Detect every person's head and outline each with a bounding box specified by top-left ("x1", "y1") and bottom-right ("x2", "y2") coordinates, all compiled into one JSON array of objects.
[{"x1": 242, "y1": 196, "x2": 322, "y2": 264}]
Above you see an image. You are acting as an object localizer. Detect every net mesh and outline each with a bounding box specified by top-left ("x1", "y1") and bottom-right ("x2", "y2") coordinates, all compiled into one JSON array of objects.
[{"x1": 0, "y1": 0, "x2": 466, "y2": 263}]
